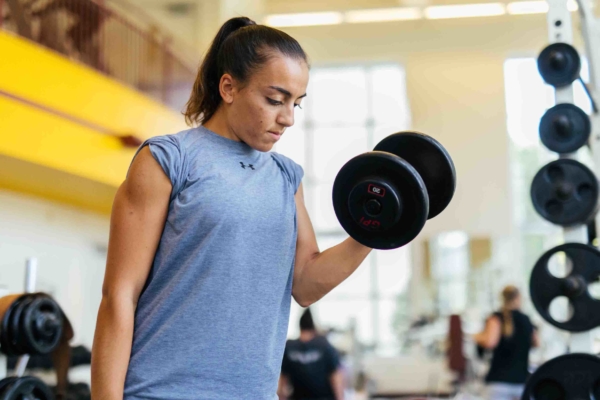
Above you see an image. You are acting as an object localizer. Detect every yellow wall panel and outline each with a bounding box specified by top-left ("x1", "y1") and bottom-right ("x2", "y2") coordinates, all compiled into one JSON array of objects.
[
  {"x1": 0, "y1": 31, "x2": 187, "y2": 138},
  {"x1": 0, "y1": 31, "x2": 190, "y2": 212},
  {"x1": 0, "y1": 97, "x2": 134, "y2": 187}
]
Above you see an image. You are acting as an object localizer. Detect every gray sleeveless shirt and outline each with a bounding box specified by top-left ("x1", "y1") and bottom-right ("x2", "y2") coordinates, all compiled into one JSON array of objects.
[{"x1": 123, "y1": 126, "x2": 303, "y2": 400}]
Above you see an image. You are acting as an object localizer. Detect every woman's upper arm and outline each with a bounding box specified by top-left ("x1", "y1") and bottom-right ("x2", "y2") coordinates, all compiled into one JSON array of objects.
[
  {"x1": 102, "y1": 146, "x2": 172, "y2": 304},
  {"x1": 293, "y1": 183, "x2": 320, "y2": 278},
  {"x1": 485, "y1": 316, "x2": 502, "y2": 349},
  {"x1": 532, "y1": 328, "x2": 540, "y2": 348}
]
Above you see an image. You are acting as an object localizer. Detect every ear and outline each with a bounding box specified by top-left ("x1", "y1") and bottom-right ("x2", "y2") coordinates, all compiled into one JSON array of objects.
[{"x1": 219, "y1": 73, "x2": 236, "y2": 104}]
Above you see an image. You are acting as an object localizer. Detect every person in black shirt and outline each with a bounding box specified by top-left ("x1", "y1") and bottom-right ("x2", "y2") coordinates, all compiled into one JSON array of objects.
[
  {"x1": 278, "y1": 308, "x2": 344, "y2": 400},
  {"x1": 474, "y1": 285, "x2": 539, "y2": 400}
]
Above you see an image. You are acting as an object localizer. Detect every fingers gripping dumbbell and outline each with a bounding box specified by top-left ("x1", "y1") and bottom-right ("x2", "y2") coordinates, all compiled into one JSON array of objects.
[{"x1": 332, "y1": 131, "x2": 456, "y2": 250}]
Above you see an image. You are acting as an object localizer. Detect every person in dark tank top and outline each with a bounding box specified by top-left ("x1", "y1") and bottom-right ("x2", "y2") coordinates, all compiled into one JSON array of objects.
[{"x1": 473, "y1": 286, "x2": 539, "y2": 400}]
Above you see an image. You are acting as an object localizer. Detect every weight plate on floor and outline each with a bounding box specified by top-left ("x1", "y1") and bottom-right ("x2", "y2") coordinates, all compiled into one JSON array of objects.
[{"x1": 530, "y1": 159, "x2": 599, "y2": 227}]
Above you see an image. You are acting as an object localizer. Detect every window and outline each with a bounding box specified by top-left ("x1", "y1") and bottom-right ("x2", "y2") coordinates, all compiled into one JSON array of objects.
[{"x1": 275, "y1": 64, "x2": 411, "y2": 353}]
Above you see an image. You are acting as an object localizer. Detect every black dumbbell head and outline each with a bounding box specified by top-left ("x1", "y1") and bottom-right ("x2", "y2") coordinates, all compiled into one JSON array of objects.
[
  {"x1": 333, "y1": 151, "x2": 429, "y2": 249},
  {"x1": 374, "y1": 132, "x2": 456, "y2": 219},
  {"x1": 1, "y1": 376, "x2": 54, "y2": 400}
]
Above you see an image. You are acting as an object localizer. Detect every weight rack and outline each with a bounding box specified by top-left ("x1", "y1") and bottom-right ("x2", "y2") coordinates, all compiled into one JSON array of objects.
[{"x1": 522, "y1": 0, "x2": 600, "y2": 396}]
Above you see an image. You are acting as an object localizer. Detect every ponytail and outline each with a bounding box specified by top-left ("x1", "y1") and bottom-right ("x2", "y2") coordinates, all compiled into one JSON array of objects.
[
  {"x1": 501, "y1": 306, "x2": 514, "y2": 337},
  {"x1": 500, "y1": 285, "x2": 520, "y2": 338},
  {"x1": 184, "y1": 17, "x2": 255, "y2": 126},
  {"x1": 183, "y1": 16, "x2": 308, "y2": 126}
]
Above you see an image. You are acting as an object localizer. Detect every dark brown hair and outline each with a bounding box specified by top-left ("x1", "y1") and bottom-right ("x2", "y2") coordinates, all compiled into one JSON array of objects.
[
  {"x1": 183, "y1": 17, "x2": 308, "y2": 126},
  {"x1": 501, "y1": 285, "x2": 520, "y2": 337}
]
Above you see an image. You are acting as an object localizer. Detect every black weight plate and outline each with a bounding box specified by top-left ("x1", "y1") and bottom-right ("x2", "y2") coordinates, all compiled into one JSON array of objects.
[
  {"x1": 2, "y1": 376, "x2": 53, "y2": 400},
  {"x1": 22, "y1": 295, "x2": 63, "y2": 355},
  {"x1": 374, "y1": 132, "x2": 456, "y2": 219},
  {"x1": 521, "y1": 353, "x2": 600, "y2": 400},
  {"x1": 1, "y1": 295, "x2": 28, "y2": 356},
  {"x1": 537, "y1": 42, "x2": 581, "y2": 88},
  {"x1": 539, "y1": 103, "x2": 591, "y2": 153},
  {"x1": 9, "y1": 295, "x2": 35, "y2": 355},
  {"x1": 333, "y1": 151, "x2": 428, "y2": 249},
  {"x1": 0, "y1": 377, "x2": 18, "y2": 394},
  {"x1": 530, "y1": 159, "x2": 599, "y2": 227},
  {"x1": 530, "y1": 243, "x2": 600, "y2": 332}
]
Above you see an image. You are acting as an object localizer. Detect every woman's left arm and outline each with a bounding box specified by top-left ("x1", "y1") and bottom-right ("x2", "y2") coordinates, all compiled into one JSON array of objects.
[
  {"x1": 473, "y1": 316, "x2": 501, "y2": 349},
  {"x1": 292, "y1": 183, "x2": 372, "y2": 307}
]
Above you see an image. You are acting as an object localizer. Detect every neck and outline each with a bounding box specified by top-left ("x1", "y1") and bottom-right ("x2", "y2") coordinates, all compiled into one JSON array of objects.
[
  {"x1": 299, "y1": 330, "x2": 316, "y2": 342},
  {"x1": 203, "y1": 107, "x2": 240, "y2": 142}
]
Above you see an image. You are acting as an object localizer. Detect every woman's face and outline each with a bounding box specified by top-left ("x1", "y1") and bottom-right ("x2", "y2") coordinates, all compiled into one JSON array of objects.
[{"x1": 225, "y1": 53, "x2": 309, "y2": 152}]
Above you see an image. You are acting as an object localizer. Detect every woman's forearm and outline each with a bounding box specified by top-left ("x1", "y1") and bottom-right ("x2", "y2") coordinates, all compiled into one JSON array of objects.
[
  {"x1": 292, "y1": 237, "x2": 371, "y2": 306},
  {"x1": 91, "y1": 295, "x2": 136, "y2": 400}
]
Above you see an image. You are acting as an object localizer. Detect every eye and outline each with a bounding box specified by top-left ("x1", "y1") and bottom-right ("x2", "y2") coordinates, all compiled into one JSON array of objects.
[
  {"x1": 267, "y1": 98, "x2": 283, "y2": 106},
  {"x1": 294, "y1": 103, "x2": 303, "y2": 109}
]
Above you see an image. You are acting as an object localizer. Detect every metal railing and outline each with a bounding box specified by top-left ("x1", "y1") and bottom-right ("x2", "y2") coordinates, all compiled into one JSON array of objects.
[{"x1": 0, "y1": 0, "x2": 197, "y2": 112}]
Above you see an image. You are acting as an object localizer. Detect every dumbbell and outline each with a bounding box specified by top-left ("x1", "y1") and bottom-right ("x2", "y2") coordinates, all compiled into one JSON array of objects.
[
  {"x1": 332, "y1": 131, "x2": 456, "y2": 249},
  {"x1": 0, "y1": 293, "x2": 64, "y2": 356},
  {"x1": 0, "y1": 376, "x2": 54, "y2": 400}
]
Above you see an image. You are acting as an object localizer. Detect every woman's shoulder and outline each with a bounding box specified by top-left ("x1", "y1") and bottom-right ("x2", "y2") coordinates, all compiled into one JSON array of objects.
[{"x1": 270, "y1": 152, "x2": 304, "y2": 192}]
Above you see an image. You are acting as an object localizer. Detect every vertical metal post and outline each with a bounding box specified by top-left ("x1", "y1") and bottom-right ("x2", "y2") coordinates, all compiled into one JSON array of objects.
[{"x1": 546, "y1": 0, "x2": 594, "y2": 353}]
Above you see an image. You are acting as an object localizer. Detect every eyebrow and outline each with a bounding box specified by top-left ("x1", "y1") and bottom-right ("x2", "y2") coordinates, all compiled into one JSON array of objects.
[{"x1": 269, "y1": 86, "x2": 307, "y2": 99}]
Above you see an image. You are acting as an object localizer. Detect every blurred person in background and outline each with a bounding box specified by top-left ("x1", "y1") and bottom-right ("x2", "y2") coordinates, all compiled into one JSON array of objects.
[
  {"x1": 278, "y1": 308, "x2": 345, "y2": 400},
  {"x1": 473, "y1": 286, "x2": 539, "y2": 400}
]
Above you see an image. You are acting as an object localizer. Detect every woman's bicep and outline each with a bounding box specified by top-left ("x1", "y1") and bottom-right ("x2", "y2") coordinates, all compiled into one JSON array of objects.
[
  {"x1": 102, "y1": 146, "x2": 172, "y2": 304},
  {"x1": 293, "y1": 183, "x2": 320, "y2": 278},
  {"x1": 485, "y1": 316, "x2": 502, "y2": 348}
]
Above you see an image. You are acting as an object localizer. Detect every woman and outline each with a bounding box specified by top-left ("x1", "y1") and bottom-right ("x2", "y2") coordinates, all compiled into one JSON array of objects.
[
  {"x1": 90, "y1": 17, "x2": 372, "y2": 400},
  {"x1": 474, "y1": 286, "x2": 539, "y2": 400}
]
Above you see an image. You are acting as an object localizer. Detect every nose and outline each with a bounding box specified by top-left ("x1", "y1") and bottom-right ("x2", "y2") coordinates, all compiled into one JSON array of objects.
[{"x1": 277, "y1": 104, "x2": 295, "y2": 128}]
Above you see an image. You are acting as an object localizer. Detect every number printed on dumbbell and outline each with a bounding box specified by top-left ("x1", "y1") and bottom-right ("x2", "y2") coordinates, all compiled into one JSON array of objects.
[
  {"x1": 359, "y1": 217, "x2": 381, "y2": 229},
  {"x1": 368, "y1": 184, "x2": 386, "y2": 197}
]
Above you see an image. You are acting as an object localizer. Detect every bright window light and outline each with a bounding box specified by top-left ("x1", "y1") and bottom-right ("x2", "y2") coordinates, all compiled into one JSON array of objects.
[
  {"x1": 345, "y1": 7, "x2": 423, "y2": 23},
  {"x1": 567, "y1": 0, "x2": 579, "y2": 11},
  {"x1": 424, "y1": 3, "x2": 506, "y2": 19},
  {"x1": 507, "y1": 1, "x2": 549, "y2": 14},
  {"x1": 264, "y1": 12, "x2": 343, "y2": 27}
]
